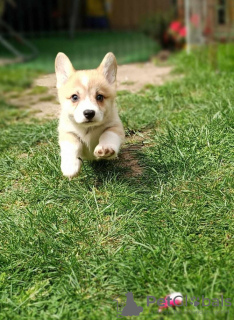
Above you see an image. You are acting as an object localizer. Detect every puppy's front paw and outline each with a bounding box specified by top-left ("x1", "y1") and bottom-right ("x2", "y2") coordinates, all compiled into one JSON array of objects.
[
  {"x1": 61, "y1": 158, "x2": 81, "y2": 179},
  {"x1": 94, "y1": 145, "x2": 117, "y2": 159}
]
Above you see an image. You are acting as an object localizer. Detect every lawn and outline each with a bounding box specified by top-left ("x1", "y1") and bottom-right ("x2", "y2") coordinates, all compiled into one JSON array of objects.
[{"x1": 0, "y1": 43, "x2": 234, "y2": 320}]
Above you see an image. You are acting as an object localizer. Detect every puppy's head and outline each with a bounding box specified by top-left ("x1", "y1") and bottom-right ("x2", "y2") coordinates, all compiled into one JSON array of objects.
[{"x1": 55, "y1": 52, "x2": 117, "y2": 125}]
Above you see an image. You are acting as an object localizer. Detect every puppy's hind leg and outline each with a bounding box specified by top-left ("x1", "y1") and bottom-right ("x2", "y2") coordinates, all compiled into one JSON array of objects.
[{"x1": 59, "y1": 132, "x2": 82, "y2": 179}]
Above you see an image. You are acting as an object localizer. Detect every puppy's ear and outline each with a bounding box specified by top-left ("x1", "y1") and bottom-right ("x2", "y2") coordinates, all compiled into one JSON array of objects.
[
  {"x1": 55, "y1": 52, "x2": 75, "y2": 89},
  {"x1": 98, "y1": 52, "x2": 117, "y2": 84}
]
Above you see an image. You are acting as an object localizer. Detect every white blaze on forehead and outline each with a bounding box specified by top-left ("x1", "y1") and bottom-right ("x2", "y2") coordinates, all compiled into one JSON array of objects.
[
  {"x1": 79, "y1": 96, "x2": 96, "y2": 109},
  {"x1": 81, "y1": 75, "x2": 89, "y2": 87}
]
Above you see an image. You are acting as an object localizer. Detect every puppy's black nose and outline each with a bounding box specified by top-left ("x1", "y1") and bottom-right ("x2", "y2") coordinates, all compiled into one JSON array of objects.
[{"x1": 83, "y1": 109, "x2": 95, "y2": 120}]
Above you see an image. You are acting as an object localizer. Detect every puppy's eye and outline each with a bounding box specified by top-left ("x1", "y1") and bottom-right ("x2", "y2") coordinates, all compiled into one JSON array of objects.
[
  {"x1": 96, "y1": 94, "x2": 104, "y2": 102},
  {"x1": 71, "y1": 94, "x2": 79, "y2": 102}
]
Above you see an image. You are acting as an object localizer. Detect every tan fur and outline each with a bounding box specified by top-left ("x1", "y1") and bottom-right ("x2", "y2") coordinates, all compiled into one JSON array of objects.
[
  {"x1": 59, "y1": 131, "x2": 80, "y2": 144},
  {"x1": 55, "y1": 52, "x2": 125, "y2": 178},
  {"x1": 104, "y1": 126, "x2": 125, "y2": 141}
]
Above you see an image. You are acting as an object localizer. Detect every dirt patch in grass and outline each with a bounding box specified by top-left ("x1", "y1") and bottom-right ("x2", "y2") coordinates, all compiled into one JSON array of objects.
[
  {"x1": 32, "y1": 62, "x2": 173, "y2": 119},
  {"x1": 5, "y1": 62, "x2": 173, "y2": 120},
  {"x1": 7, "y1": 84, "x2": 60, "y2": 120},
  {"x1": 117, "y1": 62, "x2": 172, "y2": 92},
  {"x1": 119, "y1": 144, "x2": 144, "y2": 177},
  {"x1": 118, "y1": 131, "x2": 149, "y2": 177}
]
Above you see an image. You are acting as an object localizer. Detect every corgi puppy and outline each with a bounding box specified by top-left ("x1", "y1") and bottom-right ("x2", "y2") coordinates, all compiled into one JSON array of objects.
[{"x1": 55, "y1": 52, "x2": 125, "y2": 178}]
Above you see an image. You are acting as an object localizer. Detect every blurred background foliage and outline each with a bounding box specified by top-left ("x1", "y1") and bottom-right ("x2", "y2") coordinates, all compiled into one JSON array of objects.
[{"x1": 1, "y1": 0, "x2": 234, "y2": 72}]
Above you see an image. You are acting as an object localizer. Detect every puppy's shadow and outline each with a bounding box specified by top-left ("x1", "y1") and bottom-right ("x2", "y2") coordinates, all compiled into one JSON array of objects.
[
  {"x1": 89, "y1": 144, "x2": 145, "y2": 187},
  {"x1": 86, "y1": 141, "x2": 175, "y2": 190},
  {"x1": 90, "y1": 159, "x2": 125, "y2": 186}
]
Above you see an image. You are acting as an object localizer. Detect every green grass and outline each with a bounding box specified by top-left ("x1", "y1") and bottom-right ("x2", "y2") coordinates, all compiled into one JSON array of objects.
[
  {"x1": 0, "y1": 31, "x2": 158, "y2": 73},
  {"x1": 0, "y1": 67, "x2": 41, "y2": 93},
  {"x1": 0, "y1": 44, "x2": 234, "y2": 320}
]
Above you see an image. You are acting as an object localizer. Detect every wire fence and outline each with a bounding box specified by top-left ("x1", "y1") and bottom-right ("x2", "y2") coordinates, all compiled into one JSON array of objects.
[
  {"x1": 1, "y1": 0, "x2": 173, "y2": 37},
  {"x1": 0, "y1": 0, "x2": 174, "y2": 67},
  {"x1": 1, "y1": 0, "x2": 234, "y2": 68}
]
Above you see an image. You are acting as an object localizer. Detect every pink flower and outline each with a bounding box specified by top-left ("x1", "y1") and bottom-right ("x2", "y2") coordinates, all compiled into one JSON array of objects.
[
  {"x1": 169, "y1": 21, "x2": 182, "y2": 33},
  {"x1": 179, "y1": 26, "x2": 186, "y2": 37}
]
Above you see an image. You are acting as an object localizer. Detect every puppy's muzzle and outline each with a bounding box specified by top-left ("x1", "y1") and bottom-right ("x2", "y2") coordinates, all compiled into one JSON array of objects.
[{"x1": 83, "y1": 109, "x2": 95, "y2": 120}]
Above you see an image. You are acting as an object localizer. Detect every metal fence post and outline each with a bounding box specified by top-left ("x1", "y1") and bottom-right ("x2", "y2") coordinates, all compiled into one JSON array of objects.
[{"x1": 185, "y1": 0, "x2": 191, "y2": 54}]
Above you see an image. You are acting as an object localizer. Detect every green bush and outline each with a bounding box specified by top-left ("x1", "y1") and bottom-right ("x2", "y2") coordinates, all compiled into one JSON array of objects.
[{"x1": 140, "y1": 10, "x2": 175, "y2": 45}]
